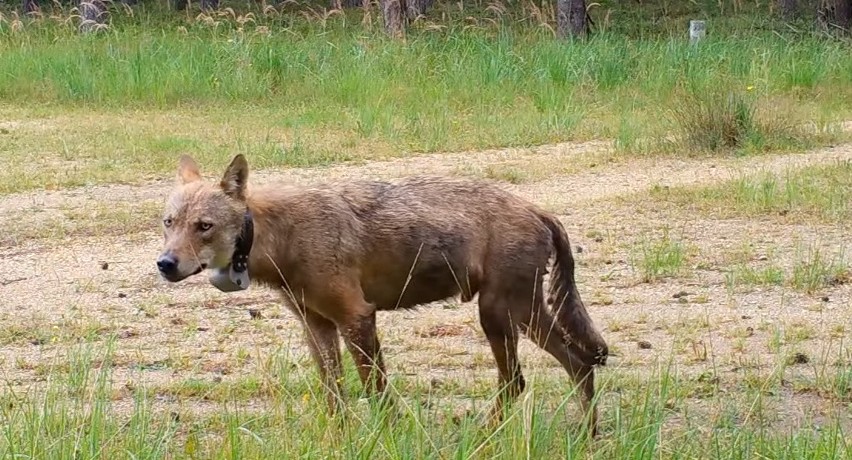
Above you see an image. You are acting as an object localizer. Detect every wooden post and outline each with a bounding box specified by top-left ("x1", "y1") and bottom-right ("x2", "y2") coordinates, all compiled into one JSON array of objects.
[{"x1": 689, "y1": 20, "x2": 706, "y2": 45}]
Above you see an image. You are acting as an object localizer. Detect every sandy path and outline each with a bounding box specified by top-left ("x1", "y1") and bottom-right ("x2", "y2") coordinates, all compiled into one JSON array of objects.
[{"x1": 1, "y1": 139, "x2": 850, "y2": 429}]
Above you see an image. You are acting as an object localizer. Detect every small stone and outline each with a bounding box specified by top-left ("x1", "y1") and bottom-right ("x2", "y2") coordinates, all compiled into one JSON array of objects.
[
  {"x1": 821, "y1": 296, "x2": 830, "y2": 302},
  {"x1": 575, "y1": 245, "x2": 584, "y2": 254},
  {"x1": 745, "y1": 327, "x2": 754, "y2": 337},
  {"x1": 196, "y1": 326, "x2": 210, "y2": 332},
  {"x1": 117, "y1": 293, "x2": 127, "y2": 298},
  {"x1": 100, "y1": 262, "x2": 109, "y2": 270},
  {"x1": 673, "y1": 291, "x2": 690, "y2": 299},
  {"x1": 741, "y1": 315, "x2": 752, "y2": 320},
  {"x1": 248, "y1": 308, "x2": 263, "y2": 320},
  {"x1": 30, "y1": 338, "x2": 46, "y2": 346},
  {"x1": 594, "y1": 235, "x2": 604, "y2": 243},
  {"x1": 789, "y1": 352, "x2": 809, "y2": 365},
  {"x1": 118, "y1": 330, "x2": 137, "y2": 339},
  {"x1": 637, "y1": 340, "x2": 653, "y2": 349},
  {"x1": 778, "y1": 210, "x2": 789, "y2": 216}
]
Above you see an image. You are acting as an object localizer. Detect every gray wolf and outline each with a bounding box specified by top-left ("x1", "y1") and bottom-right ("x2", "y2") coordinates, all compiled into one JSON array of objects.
[{"x1": 156, "y1": 154, "x2": 608, "y2": 433}]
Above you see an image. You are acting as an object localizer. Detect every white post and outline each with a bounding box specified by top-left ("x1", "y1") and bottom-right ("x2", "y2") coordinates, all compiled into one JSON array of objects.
[{"x1": 689, "y1": 20, "x2": 706, "y2": 45}]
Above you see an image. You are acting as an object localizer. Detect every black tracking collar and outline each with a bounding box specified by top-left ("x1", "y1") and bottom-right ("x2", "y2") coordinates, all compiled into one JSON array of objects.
[{"x1": 232, "y1": 210, "x2": 254, "y2": 273}]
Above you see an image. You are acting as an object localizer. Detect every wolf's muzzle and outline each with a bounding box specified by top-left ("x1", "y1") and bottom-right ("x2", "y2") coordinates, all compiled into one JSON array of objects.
[{"x1": 156, "y1": 253, "x2": 178, "y2": 276}]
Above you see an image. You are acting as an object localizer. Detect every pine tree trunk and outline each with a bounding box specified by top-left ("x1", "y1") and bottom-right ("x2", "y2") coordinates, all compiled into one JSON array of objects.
[
  {"x1": 381, "y1": 0, "x2": 406, "y2": 37},
  {"x1": 332, "y1": 0, "x2": 364, "y2": 8},
  {"x1": 836, "y1": 0, "x2": 852, "y2": 30},
  {"x1": 557, "y1": 0, "x2": 589, "y2": 38},
  {"x1": 22, "y1": 0, "x2": 39, "y2": 14},
  {"x1": 819, "y1": 0, "x2": 852, "y2": 31},
  {"x1": 79, "y1": 0, "x2": 106, "y2": 33},
  {"x1": 778, "y1": 0, "x2": 798, "y2": 19},
  {"x1": 406, "y1": 0, "x2": 433, "y2": 19}
]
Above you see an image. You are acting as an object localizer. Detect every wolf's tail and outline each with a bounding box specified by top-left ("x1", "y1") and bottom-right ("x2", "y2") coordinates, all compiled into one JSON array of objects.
[{"x1": 540, "y1": 213, "x2": 608, "y2": 366}]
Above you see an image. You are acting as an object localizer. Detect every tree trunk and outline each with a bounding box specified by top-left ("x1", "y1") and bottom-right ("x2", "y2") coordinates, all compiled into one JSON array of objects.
[
  {"x1": 22, "y1": 0, "x2": 39, "y2": 14},
  {"x1": 79, "y1": 0, "x2": 107, "y2": 33},
  {"x1": 818, "y1": 0, "x2": 852, "y2": 31},
  {"x1": 836, "y1": 0, "x2": 852, "y2": 30},
  {"x1": 557, "y1": 0, "x2": 589, "y2": 38},
  {"x1": 331, "y1": 0, "x2": 364, "y2": 8},
  {"x1": 778, "y1": 0, "x2": 798, "y2": 19},
  {"x1": 381, "y1": 0, "x2": 406, "y2": 37},
  {"x1": 406, "y1": 0, "x2": 433, "y2": 19}
]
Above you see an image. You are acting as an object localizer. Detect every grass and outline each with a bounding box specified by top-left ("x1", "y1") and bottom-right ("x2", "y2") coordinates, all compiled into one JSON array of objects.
[
  {"x1": 791, "y1": 245, "x2": 850, "y2": 294},
  {"x1": 725, "y1": 264, "x2": 786, "y2": 290},
  {"x1": 631, "y1": 230, "x2": 687, "y2": 282},
  {"x1": 648, "y1": 160, "x2": 852, "y2": 223},
  {"x1": 1, "y1": 336, "x2": 849, "y2": 459},
  {"x1": 2, "y1": 200, "x2": 163, "y2": 246},
  {"x1": 721, "y1": 244, "x2": 848, "y2": 294},
  {"x1": 1, "y1": 1, "x2": 851, "y2": 458},
  {"x1": 0, "y1": 3, "x2": 850, "y2": 193},
  {"x1": 668, "y1": 85, "x2": 811, "y2": 155}
]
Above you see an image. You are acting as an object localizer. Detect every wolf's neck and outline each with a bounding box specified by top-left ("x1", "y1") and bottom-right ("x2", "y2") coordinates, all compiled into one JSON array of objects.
[{"x1": 243, "y1": 192, "x2": 296, "y2": 286}]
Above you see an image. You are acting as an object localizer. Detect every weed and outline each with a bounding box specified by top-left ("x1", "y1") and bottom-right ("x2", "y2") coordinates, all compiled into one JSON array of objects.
[
  {"x1": 725, "y1": 264, "x2": 785, "y2": 291},
  {"x1": 632, "y1": 230, "x2": 686, "y2": 282},
  {"x1": 790, "y1": 245, "x2": 849, "y2": 294},
  {"x1": 649, "y1": 161, "x2": 852, "y2": 224},
  {"x1": 670, "y1": 85, "x2": 804, "y2": 154}
]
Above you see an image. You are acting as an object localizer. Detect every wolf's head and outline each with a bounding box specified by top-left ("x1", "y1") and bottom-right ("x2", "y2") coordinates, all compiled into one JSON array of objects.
[{"x1": 156, "y1": 154, "x2": 249, "y2": 283}]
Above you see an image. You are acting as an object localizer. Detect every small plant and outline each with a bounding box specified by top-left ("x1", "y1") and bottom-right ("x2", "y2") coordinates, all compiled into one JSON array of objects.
[
  {"x1": 725, "y1": 264, "x2": 785, "y2": 291},
  {"x1": 790, "y1": 245, "x2": 849, "y2": 294},
  {"x1": 633, "y1": 230, "x2": 686, "y2": 282},
  {"x1": 672, "y1": 86, "x2": 757, "y2": 151},
  {"x1": 670, "y1": 85, "x2": 801, "y2": 154},
  {"x1": 649, "y1": 161, "x2": 852, "y2": 224},
  {"x1": 484, "y1": 165, "x2": 528, "y2": 184}
]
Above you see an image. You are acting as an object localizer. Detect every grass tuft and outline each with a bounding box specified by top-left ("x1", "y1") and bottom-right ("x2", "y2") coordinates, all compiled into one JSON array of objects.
[
  {"x1": 632, "y1": 230, "x2": 687, "y2": 283},
  {"x1": 790, "y1": 245, "x2": 849, "y2": 294},
  {"x1": 670, "y1": 85, "x2": 805, "y2": 154},
  {"x1": 647, "y1": 161, "x2": 852, "y2": 224}
]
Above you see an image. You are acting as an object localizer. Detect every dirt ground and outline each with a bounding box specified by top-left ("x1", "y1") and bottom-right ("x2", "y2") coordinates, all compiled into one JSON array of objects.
[{"x1": 1, "y1": 137, "x2": 850, "y2": 431}]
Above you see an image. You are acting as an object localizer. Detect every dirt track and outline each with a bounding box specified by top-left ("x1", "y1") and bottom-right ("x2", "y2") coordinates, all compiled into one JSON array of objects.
[{"x1": 1, "y1": 139, "x2": 850, "y2": 427}]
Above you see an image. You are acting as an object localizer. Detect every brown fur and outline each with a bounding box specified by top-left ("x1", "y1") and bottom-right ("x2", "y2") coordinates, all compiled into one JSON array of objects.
[{"x1": 157, "y1": 154, "x2": 609, "y2": 434}]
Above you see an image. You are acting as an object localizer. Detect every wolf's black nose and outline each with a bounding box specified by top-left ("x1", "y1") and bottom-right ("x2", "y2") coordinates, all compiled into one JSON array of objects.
[{"x1": 157, "y1": 254, "x2": 178, "y2": 275}]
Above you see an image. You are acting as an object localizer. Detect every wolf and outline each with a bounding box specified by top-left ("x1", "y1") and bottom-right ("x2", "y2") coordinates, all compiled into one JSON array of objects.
[{"x1": 156, "y1": 154, "x2": 608, "y2": 434}]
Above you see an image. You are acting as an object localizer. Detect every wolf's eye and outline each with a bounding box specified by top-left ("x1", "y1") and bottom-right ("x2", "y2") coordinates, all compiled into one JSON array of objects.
[
  {"x1": 163, "y1": 218, "x2": 173, "y2": 228},
  {"x1": 198, "y1": 222, "x2": 213, "y2": 232}
]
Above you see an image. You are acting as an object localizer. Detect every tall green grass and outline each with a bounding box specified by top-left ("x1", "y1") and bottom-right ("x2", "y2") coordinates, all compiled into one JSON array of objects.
[
  {"x1": 648, "y1": 160, "x2": 852, "y2": 223},
  {"x1": 1, "y1": 5, "x2": 851, "y2": 149},
  {"x1": 1, "y1": 337, "x2": 849, "y2": 459},
  {"x1": 0, "y1": 3, "x2": 850, "y2": 193}
]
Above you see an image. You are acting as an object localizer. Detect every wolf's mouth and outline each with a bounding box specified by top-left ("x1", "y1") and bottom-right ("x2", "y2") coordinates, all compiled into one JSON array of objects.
[
  {"x1": 566, "y1": 337, "x2": 609, "y2": 367},
  {"x1": 161, "y1": 264, "x2": 207, "y2": 283}
]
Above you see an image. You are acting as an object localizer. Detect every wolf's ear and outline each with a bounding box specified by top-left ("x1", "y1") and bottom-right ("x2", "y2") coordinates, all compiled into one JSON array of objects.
[
  {"x1": 221, "y1": 154, "x2": 249, "y2": 200},
  {"x1": 177, "y1": 155, "x2": 202, "y2": 184}
]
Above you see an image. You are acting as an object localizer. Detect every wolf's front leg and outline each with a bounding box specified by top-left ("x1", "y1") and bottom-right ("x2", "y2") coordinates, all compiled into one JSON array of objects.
[
  {"x1": 340, "y1": 310, "x2": 388, "y2": 397},
  {"x1": 299, "y1": 308, "x2": 344, "y2": 414}
]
